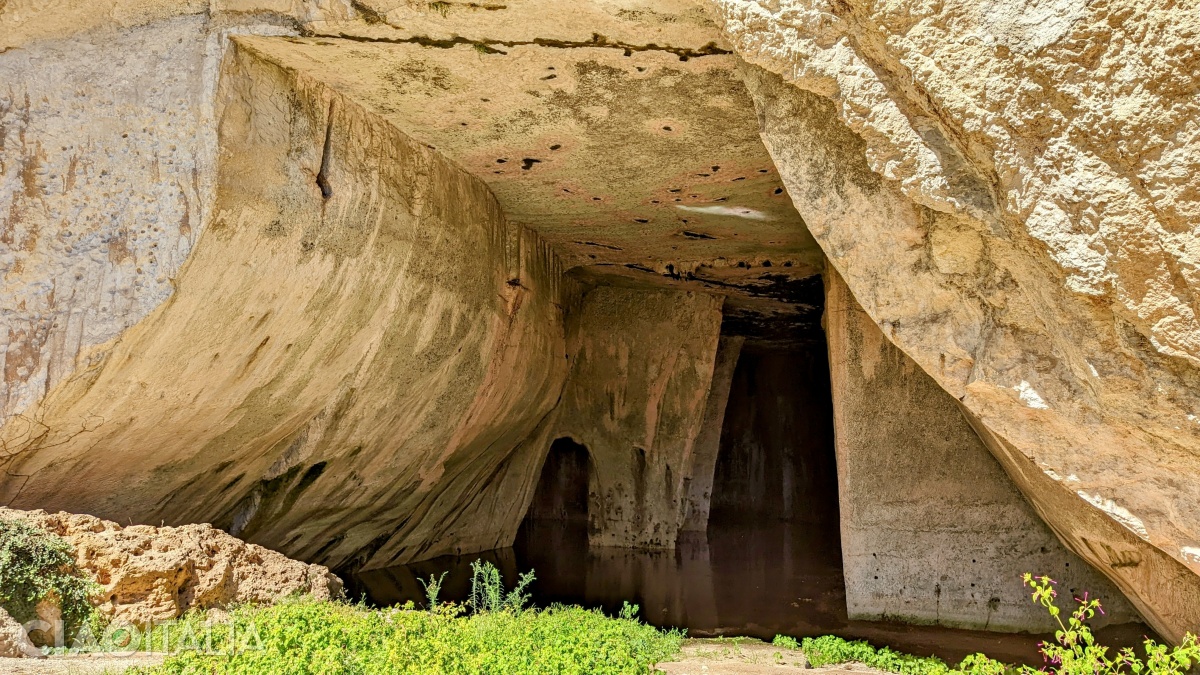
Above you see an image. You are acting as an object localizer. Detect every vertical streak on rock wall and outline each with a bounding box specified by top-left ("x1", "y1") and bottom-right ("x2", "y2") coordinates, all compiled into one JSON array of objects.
[
  {"x1": 825, "y1": 268, "x2": 1137, "y2": 632},
  {"x1": 552, "y1": 286, "x2": 724, "y2": 549},
  {"x1": 681, "y1": 334, "x2": 743, "y2": 532}
]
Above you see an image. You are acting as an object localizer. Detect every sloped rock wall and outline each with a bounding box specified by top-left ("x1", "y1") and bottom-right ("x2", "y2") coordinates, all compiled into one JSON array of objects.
[
  {"x1": 712, "y1": 1, "x2": 1200, "y2": 640},
  {"x1": 0, "y1": 1, "x2": 353, "y2": 423},
  {"x1": 825, "y1": 269, "x2": 1137, "y2": 632},
  {"x1": 0, "y1": 39, "x2": 574, "y2": 571}
]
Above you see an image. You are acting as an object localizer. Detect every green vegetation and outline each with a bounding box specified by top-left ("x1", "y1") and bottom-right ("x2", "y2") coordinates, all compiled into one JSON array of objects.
[
  {"x1": 22, "y1": 558, "x2": 1193, "y2": 675},
  {"x1": 779, "y1": 574, "x2": 1200, "y2": 675},
  {"x1": 132, "y1": 561, "x2": 682, "y2": 675},
  {"x1": 772, "y1": 634, "x2": 800, "y2": 650},
  {"x1": 0, "y1": 517, "x2": 98, "y2": 639}
]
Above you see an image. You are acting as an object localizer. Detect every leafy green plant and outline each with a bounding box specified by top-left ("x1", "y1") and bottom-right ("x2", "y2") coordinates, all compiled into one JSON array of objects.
[
  {"x1": 0, "y1": 518, "x2": 98, "y2": 639},
  {"x1": 795, "y1": 575, "x2": 1200, "y2": 675},
  {"x1": 134, "y1": 594, "x2": 683, "y2": 674},
  {"x1": 418, "y1": 571, "x2": 447, "y2": 610},
  {"x1": 801, "y1": 634, "x2": 957, "y2": 675},
  {"x1": 773, "y1": 634, "x2": 799, "y2": 650}
]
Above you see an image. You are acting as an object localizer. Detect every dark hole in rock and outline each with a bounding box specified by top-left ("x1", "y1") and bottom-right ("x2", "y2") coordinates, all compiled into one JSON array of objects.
[{"x1": 522, "y1": 437, "x2": 591, "y2": 527}]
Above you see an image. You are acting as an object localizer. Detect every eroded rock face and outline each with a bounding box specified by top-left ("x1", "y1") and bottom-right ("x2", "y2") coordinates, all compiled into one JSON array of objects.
[
  {"x1": 709, "y1": 0, "x2": 1200, "y2": 640},
  {"x1": 825, "y1": 269, "x2": 1137, "y2": 632},
  {"x1": 0, "y1": 508, "x2": 342, "y2": 627},
  {"x1": 0, "y1": 37, "x2": 573, "y2": 572},
  {"x1": 551, "y1": 285, "x2": 725, "y2": 548},
  {"x1": 0, "y1": 0, "x2": 355, "y2": 423}
]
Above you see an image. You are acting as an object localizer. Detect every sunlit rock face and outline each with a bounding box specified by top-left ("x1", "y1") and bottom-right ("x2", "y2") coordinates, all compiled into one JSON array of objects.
[
  {"x1": 825, "y1": 269, "x2": 1139, "y2": 632},
  {"x1": 550, "y1": 285, "x2": 725, "y2": 549},
  {"x1": 2, "y1": 0, "x2": 1198, "y2": 643},
  {"x1": 0, "y1": 36, "x2": 574, "y2": 572},
  {"x1": 709, "y1": 0, "x2": 1200, "y2": 640}
]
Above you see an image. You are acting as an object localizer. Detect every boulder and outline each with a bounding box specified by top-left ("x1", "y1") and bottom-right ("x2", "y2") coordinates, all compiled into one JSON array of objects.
[{"x1": 0, "y1": 508, "x2": 342, "y2": 627}]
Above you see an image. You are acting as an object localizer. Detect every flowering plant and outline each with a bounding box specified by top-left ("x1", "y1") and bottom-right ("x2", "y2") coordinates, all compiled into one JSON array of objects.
[{"x1": 1023, "y1": 573, "x2": 1200, "y2": 675}]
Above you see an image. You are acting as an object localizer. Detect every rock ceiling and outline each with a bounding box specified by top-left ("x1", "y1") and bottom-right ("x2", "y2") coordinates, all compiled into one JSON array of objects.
[{"x1": 234, "y1": 0, "x2": 824, "y2": 303}]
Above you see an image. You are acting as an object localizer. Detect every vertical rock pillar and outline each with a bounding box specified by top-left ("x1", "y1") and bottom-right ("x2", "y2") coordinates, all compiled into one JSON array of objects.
[
  {"x1": 682, "y1": 335, "x2": 744, "y2": 532},
  {"x1": 552, "y1": 286, "x2": 724, "y2": 549}
]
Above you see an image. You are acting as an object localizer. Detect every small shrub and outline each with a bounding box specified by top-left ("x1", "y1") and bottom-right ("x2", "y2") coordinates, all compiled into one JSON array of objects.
[
  {"x1": 0, "y1": 518, "x2": 98, "y2": 639},
  {"x1": 773, "y1": 634, "x2": 800, "y2": 650},
  {"x1": 801, "y1": 635, "x2": 954, "y2": 675},
  {"x1": 468, "y1": 560, "x2": 534, "y2": 614},
  {"x1": 418, "y1": 571, "x2": 446, "y2": 610}
]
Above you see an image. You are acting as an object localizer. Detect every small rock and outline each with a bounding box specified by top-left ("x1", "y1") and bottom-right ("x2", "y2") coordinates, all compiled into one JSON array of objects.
[{"x1": 0, "y1": 607, "x2": 42, "y2": 658}]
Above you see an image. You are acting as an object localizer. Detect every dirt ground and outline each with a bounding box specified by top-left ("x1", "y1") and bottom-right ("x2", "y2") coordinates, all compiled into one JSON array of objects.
[
  {"x1": 0, "y1": 639, "x2": 885, "y2": 674},
  {"x1": 655, "y1": 638, "x2": 885, "y2": 675},
  {"x1": 0, "y1": 653, "x2": 164, "y2": 674}
]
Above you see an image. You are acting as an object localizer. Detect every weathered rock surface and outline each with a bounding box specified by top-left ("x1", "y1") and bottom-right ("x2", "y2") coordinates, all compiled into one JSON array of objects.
[
  {"x1": 825, "y1": 269, "x2": 1137, "y2": 632},
  {"x1": 1, "y1": 35, "x2": 573, "y2": 572},
  {"x1": 550, "y1": 285, "x2": 725, "y2": 548},
  {"x1": 0, "y1": 607, "x2": 39, "y2": 659},
  {"x1": 0, "y1": 508, "x2": 341, "y2": 626},
  {"x1": 709, "y1": 0, "x2": 1200, "y2": 640}
]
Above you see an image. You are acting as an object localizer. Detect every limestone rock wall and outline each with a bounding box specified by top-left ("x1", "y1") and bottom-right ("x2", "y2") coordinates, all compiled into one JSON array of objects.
[
  {"x1": 825, "y1": 269, "x2": 1137, "y2": 632},
  {"x1": 551, "y1": 285, "x2": 725, "y2": 549},
  {"x1": 0, "y1": 1, "x2": 353, "y2": 424},
  {"x1": 0, "y1": 38, "x2": 574, "y2": 571},
  {"x1": 711, "y1": 1, "x2": 1200, "y2": 641}
]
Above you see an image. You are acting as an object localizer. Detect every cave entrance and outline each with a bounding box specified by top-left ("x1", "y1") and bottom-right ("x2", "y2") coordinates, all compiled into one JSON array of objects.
[
  {"x1": 708, "y1": 344, "x2": 840, "y2": 528},
  {"x1": 520, "y1": 437, "x2": 591, "y2": 530},
  {"x1": 698, "y1": 305, "x2": 849, "y2": 641}
]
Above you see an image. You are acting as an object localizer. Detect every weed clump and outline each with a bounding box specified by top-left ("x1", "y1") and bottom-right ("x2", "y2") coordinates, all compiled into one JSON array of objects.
[
  {"x1": 0, "y1": 517, "x2": 98, "y2": 640},
  {"x1": 137, "y1": 561, "x2": 683, "y2": 675},
  {"x1": 788, "y1": 574, "x2": 1200, "y2": 675}
]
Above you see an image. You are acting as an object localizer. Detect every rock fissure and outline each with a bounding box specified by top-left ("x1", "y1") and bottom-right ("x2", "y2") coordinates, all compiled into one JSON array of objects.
[{"x1": 296, "y1": 31, "x2": 731, "y2": 61}]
